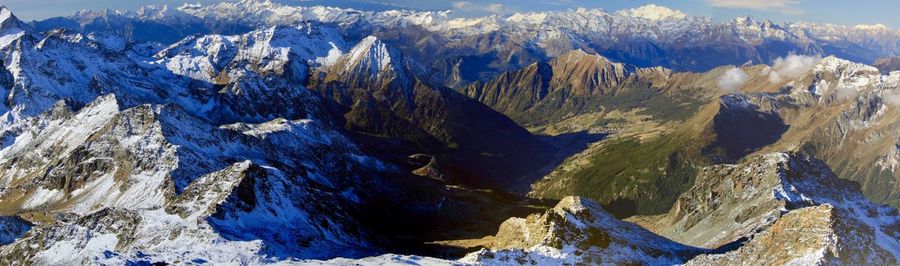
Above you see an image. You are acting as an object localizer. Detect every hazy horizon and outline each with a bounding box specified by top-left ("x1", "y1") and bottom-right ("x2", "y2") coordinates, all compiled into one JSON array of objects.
[{"x1": 3, "y1": 0, "x2": 899, "y2": 29}]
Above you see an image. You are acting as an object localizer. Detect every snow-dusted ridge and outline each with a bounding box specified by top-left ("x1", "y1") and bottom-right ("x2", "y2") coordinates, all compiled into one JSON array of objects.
[{"x1": 0, "y1": 2, "x2": 897, "y2": 265}]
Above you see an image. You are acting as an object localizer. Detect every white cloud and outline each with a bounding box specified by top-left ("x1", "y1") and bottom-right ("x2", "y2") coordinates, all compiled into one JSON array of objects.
[
  {"x1": 885, "y1": 89, "x2": 900, "y2": 107},
  {"x1": 834, "y1": 84, "x2": 858, "y2": 100},
  {"x1": 768, "y1": 54, "x2": 820, "y2": 83},
  {"x1": 708, "y1": 0, "x2": 804, "y2": 15},
  {"x1": 718, "y1": 67, "x2": 749, "y2": 92}
]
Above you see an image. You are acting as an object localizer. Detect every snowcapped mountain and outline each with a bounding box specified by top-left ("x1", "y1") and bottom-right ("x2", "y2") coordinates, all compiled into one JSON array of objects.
[
  {"x1": 0, "y1": 5, "x2": 553, "y2": 263},
  {"x1": 29, "y1": 0, "x2": 900, "y2": 83},
  {"x1": 0, "y1": 95, "x2": 382, "y2": 263},
  {"x1": 0, "y1": 2, "x2": 897, "y2": 265}
]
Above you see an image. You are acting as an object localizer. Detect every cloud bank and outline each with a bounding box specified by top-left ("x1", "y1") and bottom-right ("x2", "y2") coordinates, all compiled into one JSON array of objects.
[
  {"x1": 834, "y1": 85, "x2": 858, "y2": 100},
  {"x1": 885, "y1": 90, "x2": 900, "y2": 107}
]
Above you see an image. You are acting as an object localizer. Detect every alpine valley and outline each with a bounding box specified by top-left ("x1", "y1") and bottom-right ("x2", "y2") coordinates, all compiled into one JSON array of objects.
[{"x1": 0, "y1": 1, "x2": 897, "y2": 265}]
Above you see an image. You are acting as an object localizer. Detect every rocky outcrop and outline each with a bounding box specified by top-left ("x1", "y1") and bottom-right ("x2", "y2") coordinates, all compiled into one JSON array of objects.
[
  {"x1": 463, "y1": 196, "x2": 704, "y2": 265},
  {"x1": 687, "y1": 204, "x2": 896, "y2": 265}
]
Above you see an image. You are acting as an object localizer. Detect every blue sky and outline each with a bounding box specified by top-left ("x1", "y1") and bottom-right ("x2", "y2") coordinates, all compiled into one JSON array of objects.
[{"x1": 3, "y1": 0, "x2": 899, "y2": 28}]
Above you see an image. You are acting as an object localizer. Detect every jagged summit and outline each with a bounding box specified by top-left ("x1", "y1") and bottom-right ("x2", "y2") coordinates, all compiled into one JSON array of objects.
[
  {"x1": 343, "y1": 36, "x2": 396, "y2": 77},
  {"x1": 0, "y1": 6, "x2": 24, "y2": 31},
  {"x1": 0, "y1": 6, "x2": 25, "y2": 49}
]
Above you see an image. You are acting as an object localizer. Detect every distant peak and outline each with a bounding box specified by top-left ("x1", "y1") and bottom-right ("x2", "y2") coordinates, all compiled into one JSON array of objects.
[
  {"x1": 237, "y1": 0, "x2": 277, "y2": 6},
  {"x1": 1, "y1": 6, "x2": 14, "y2": 21},
  {"x1": 178, "y1": 3, "x2": 202, "y2": 10},
  {"x1": 617, "y1": 4, "x2": 687, "y2": 20},
  {"x1": 734, "y1": 15, "x2": 757, "y2": 25},
  {"x1": 0, "y1": 6, "x2": 24, "y2": 31}
]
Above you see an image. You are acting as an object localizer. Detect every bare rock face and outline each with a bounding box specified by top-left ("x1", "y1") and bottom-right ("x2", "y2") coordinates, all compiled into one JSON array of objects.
[{"x1": 463, "y1": 196, "x2": 704, "y2": 265}]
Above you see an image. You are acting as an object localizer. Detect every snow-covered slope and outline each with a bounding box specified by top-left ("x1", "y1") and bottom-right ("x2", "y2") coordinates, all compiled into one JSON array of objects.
[
  {"x1": 0, "y1": 94, "x2": 386, "y2": 263},
  {"x1": 0, "y1": 5, "x2": 552, "y2": 263},
  {"x1": 0, "y1": 3, "x2": 897, "y2": 265},
  {"x1": 0, "y1": 7, "x2": 387, "y2": 264}
]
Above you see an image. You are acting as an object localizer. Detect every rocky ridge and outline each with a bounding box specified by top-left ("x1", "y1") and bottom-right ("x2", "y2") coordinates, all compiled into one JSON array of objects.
[
  {"x1": 0, "y1": 3, "x2": 896, "y2": 265},
  {"x1": 467, "y1": 153, "x2": 899, "y2": 265}
]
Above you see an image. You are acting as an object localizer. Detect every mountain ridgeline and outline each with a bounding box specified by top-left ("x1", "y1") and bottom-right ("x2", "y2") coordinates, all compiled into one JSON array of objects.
[
  {"x1": 28, "y1": 1, "x2": 900, "y2": 85},
  {"x1": 0, "y1": 1, "x2": 897, "y2": 265}
]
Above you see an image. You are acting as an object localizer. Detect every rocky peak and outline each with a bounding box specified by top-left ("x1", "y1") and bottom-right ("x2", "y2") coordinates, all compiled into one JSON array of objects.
[
  {"x1": 343, "y1": 36, "x2": 396, "y2": 77},
  {"x1": 0, "y1": 6, "x2": 26, "y2": 48},
  {"x1": 321, "y1": 35, "x2": 429, "y2": 91},
  {"x1": 732, "y1": 15, "x2": 761, "y2": 27},
  {"x1": 0, "y1": 6, "x2": 23, "y2": 30},
  {"x1": 815, "y1": 56, "x2": 881, "y2": 75},
  {"x1": 549, "y1": 49, "x2": 633, "y2": 95}
]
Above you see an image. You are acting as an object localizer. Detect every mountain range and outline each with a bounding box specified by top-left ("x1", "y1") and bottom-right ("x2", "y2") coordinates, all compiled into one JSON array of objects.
[{"x1": 0, "y1": 1, "x2": 897, "y2": 265}]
